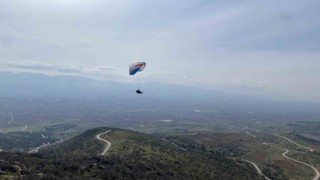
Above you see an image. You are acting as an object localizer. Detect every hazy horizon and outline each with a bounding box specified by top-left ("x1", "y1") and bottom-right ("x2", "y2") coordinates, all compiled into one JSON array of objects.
[{"x1": 1, "y1": 0, "x2": 320, "y2": 101}]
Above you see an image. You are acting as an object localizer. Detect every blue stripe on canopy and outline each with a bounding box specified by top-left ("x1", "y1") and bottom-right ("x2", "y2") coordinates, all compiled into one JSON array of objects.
[{"x1": 129, "y1": 67, "x2": 141, "y2": 75}]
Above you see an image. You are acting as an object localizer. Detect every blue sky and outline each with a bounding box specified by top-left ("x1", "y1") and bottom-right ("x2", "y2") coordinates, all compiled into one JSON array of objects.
[{"x1": 0, "y1": 0, "x2": 320, "y2": 101}]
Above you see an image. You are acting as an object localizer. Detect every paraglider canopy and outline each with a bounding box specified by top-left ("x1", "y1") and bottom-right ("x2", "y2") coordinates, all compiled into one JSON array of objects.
[{"x1": 129, "y1": 62, "x2": 146, "y2": 75}]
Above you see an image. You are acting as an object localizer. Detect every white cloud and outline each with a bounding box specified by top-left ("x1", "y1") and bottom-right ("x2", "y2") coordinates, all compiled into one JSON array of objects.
[{"x1": 3, "y1": 61, "x2": 128, "y2": 81}]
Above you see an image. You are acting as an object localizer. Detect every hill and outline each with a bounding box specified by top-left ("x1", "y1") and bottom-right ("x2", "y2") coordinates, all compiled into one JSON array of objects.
[
  {"x1": 0, "y1": 131, "x2": 57, "y2": 152},
  {"x1": 0, "y1": 127, "x2": 263, "y2": 179}
]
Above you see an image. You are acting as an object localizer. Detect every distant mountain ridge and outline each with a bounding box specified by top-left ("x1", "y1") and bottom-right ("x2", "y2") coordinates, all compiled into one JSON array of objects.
[
  {"x1": 0, "y1": 71, "x2": 237, "y2": 101},
  {"x1": 0, "y1": 71, "x2": 131, "y2": 98},
  {"x1": 1, "y1": 71, "x2": 320, "y2": 115},
  {"x1": 0, "y1": 71, "x2": 286, "y2": 99}
]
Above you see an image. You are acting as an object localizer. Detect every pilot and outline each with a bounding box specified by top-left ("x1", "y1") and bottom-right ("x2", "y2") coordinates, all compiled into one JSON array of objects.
[{"x1": 136, "y1": 89, "x2": 143, "y2": 94}]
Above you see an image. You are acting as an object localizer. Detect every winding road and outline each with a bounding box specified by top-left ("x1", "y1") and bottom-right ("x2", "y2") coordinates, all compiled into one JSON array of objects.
[
  {"x1": 264, "y1": 143, "x2": 320, "y2": 180},
  {"x1": 28, "y1": 139, "x2": 64, "y2": 154},
  {"x1": 246, "y1": 131, "x2": 256, "y2": 138},
  {"x1": 9, "y1": 112, "x2": 28, "y2": 132},
  {"x1": 160, "y1": 138, "x2": 187, "y2": 151},
  {"x1": 96, "y1": 130, "x2": 112, "y2": 156},
  {"x1": 272, "y1": 133, "x2": 314, "y2": 152},
  {"x1": 245, "y1": 128, "x2": 318, "y2": 179},
  {"x1": 28, "y1": 143, "x2": 50, "y2": 153},
  {"x1": 245, "y1": 127, "x2": 314, "y2": 152},
  {"x1": 243, "y1": 159, "x2": 271, "y2": 180}
]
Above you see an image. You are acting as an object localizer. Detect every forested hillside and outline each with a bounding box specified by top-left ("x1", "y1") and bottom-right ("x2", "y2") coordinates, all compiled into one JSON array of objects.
[{"x1": 0, "y1": 127, "x2": 263, "y2": 179}]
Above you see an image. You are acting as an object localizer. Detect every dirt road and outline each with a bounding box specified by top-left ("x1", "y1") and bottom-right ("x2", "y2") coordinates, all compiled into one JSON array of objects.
[
  {"x1": 264, "y1": 143, "x2": 319, "y2": 180},
  {"x1": 96, "y1": 130, "x2": 112, "y2": 156},
  {"x1": 243, "y1": 159, "x2": 271, "y2": 180}
]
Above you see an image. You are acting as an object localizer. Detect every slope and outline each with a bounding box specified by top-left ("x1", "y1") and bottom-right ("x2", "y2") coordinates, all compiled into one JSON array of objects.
[{"x1": 36, "y1": 127, "x2": 262, "y2": 179}]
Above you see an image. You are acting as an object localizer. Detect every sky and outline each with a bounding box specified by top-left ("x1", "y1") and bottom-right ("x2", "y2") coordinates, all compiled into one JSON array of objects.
[{"x1": 0, "y1": 0, "x2": 320, "y2": 101}]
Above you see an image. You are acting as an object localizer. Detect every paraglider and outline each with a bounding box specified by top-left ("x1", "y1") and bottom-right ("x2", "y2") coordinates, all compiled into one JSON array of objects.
[{"x1": 129, "y1": 62, "x2": 146, "y2": 94}]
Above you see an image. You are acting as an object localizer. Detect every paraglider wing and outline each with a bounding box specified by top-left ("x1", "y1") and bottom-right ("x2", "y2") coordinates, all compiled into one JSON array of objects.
[{"x1": 129, "y1": 62, "x2": 146, "y2": 75}]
